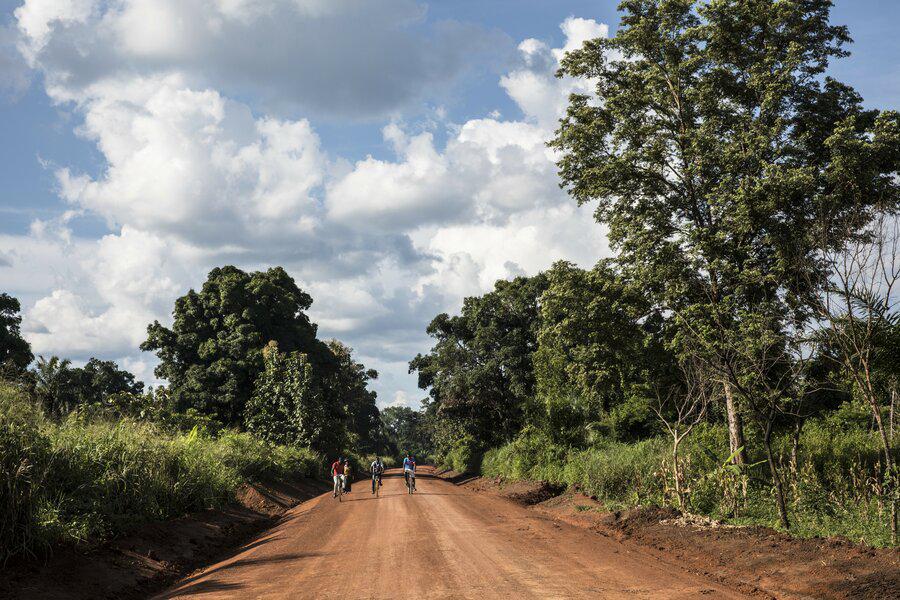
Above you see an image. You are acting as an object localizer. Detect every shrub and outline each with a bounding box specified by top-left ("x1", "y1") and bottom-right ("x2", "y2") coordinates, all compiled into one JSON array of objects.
[
  {"x1": 0, "y1": 383, "x2": 51, "y2": 561},
  {"x1": 444, "y1": 434, "x2": 483, "y2": 473},
  {"x1": 0, "y1": 381, "x2": 322, "y2": 562}
]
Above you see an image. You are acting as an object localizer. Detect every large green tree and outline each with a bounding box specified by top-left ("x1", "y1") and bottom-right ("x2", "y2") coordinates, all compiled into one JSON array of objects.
[
  {"x1": 534, "y1": 260, "x2": 671, "y2": 443},
  {"x1": 409, "y1": 274, "x2": 548, "y2": 449},
  {"x1": 0, "y1": 294, "x2": 33, "y2": 376},
  {"x1": 381, "y1": 405, "x2": 432, "y2": 460},
  {"x1": 327, "y1": 339, "x2": 381, "y2": 452},
  {"x1": 552, "y1": 0, "x2": 900, "y2": 527},
  {"x1": 142, "y1": 266, "x2": 334, "y2": 426},
  {"x1": 245, "y1": 342, "x2": 338, "y2": 451},
  {"x1": 32, "y1": 356, "x2": 142, "y2": 417}
]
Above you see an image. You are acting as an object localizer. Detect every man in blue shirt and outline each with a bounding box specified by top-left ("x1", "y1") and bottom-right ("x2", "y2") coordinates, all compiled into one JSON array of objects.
[{"x1": 402, "y1": 453, "x2": 416, "y2": 491}]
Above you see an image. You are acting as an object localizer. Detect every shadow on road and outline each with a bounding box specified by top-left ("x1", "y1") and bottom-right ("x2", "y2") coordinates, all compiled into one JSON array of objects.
[{"x1": 162, "y1": 579, "x2": 245, "y2": 598}]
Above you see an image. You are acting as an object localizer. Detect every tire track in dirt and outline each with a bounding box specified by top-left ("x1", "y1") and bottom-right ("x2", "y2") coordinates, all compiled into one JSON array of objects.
[{"x1": 156, "y1": 468, "x2": 754, "y2": 599}]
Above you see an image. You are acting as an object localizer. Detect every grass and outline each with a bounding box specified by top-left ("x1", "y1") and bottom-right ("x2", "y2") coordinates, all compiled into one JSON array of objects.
[
  {"x1": 0, "y1": 381, "x2": 321, "y2": 563},
  {"x1": 481, "y1": 406, "x2": 899, "y2": 547}
]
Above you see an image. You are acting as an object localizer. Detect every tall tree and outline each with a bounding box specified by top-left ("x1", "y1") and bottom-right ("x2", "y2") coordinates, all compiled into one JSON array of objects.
[
  {"x1": 75, "y1": 358, "x2": 145, "y2": 405},
  {"x1": 327, "y1": 340, "x2": 381, "y2": 452},
  {"x1": 32, "y1": 356, "x2": 144, "y2": 417},
  {"x1": 534, "y1": 260, "x2": 671, "y2": 443},
  {"x1": 142, "y1": 266, "x2": 334, "y2": 426},
  {"x1": 245, "y1": 342, "x2": 338, "y2": 451},
  {"x1": 381, "y1": 405, "x2": 432, "y2": 459},
  {"x1": 410, "y1": 274, "x2": 548, "y2": 449},
  {"x1": 0, "y1": 293, "x2": 33, "y2": 376},
  {"x1": 33, "y1": 356, "x2": 78, "y2": 417},
  {"x1": 552, "y1": 0, "x2": 900, "y2": 527}
]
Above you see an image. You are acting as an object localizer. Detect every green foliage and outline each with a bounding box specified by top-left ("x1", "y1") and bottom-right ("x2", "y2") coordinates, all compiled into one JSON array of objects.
[
  {"x1": 534, "y1": 261, "x2": 667, "y2": 439},
  {"x1": 483, "y1": 414, "x2": 899, "y2": 545},
  {"x1": 0, "y1": 294, "x2": 32, "y2": 376},
  {"x1": 245, "y1": 342, "x2": 337, "y2": 452},
  {"x1": 33, "y1": 356, "x2": 144, "y2": 418},
  {"x1": 380, "y1": 405, "x2": 432, "y2": 460},
  {"x1": 0, "y1": 382, "x2": 49, "y2": 562},
  {"x1": 0, "y1": 381, "x2": 321, "y2": 562},
  {"x1": 326, "y1": 340, "x2": 381, "y2": 453},
  {"x1": 443, "y1": 434, "x2": 482, "y2": 473},
  {"x1": 142, "y1": 266, "x2": 335, "y2": 426},
  {"x1": 409, "y1": 274, "x2": 548, "y2": 449}
]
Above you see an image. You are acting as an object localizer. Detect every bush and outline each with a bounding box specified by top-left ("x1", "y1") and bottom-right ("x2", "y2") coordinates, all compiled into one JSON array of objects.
[
  {"x1": 0, "y1": 381, "x2": 322, "y2": 562},
  {"x1": 480, "y1": 406, "x2": 900, "y2": 546},
  {"x1": 0, "y1": 383, "x2": 51, "y2": 561},
  {"x1": 444, "y1": 434, "x2": 483, "y2": 473}
]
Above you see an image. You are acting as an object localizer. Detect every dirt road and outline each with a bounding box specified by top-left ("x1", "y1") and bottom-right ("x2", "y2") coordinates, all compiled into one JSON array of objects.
[{"x1": 156, "y1": 468, "x2": 754, "y2": 599}]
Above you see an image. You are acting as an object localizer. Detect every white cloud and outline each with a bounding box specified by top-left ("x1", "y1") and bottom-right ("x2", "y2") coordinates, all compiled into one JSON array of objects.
[
  {"x1": 53, "y1": 76, "x2": 326, "y2": 244},
  {"x1": 8, "y1": 8, "x2": 612, "y2": 408},
  {"x1": 15, "y1": 0, "x2": 512, "y2": 118}
]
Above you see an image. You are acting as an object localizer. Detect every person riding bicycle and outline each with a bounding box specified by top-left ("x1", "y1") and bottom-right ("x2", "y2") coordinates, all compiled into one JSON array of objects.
[
  {"x1": 403, "y1": 454, "x2": 416, "y2": 491},
  {"x1": 331, "y1": 457, "x2": 344, "y2": 497},
  {"x1": 343, "y1": 459, "x2": 352, "y2": 493},
  {"x1": 371, "y1": 456, "x2": 384, "y2": 494}
]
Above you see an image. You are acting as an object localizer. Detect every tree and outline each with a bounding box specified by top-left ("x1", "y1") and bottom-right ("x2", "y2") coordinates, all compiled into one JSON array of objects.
[
  {"x1": 0, "y1": 294, "x2": 33, "y2": 376},
  {"x1": 32, "y1": 356, "x2": 144, "y2": 418},
  {"x1": 381, "y1": 405, "x2": 432, "y2": 459},
  {"x1": 327, "y1": 340, "x2": 380, "y2": 452},
  {"x1": 534, "y1": 260, "x2": 670, "y2": 443},
  {"x1": 816, "y1": 213, "x2": 900, "y2": 542},
  {"x1": 33, "y1": 356, "x2": 78, "y2": 417},
  {"x1": 142, "y1": 266, "x2": 334, "y2": 426},
  {"x1": 245, "y1": 342, "x2": 338, "y2": 451},
  {"x1": 409, "y1": 274, "x2": 548, "y2": 451},
  {"x1": 75, "y1": 358, "x2": 144, "y2": 405},
  {"x1": 552, "y1": 0, "x2": 900, "y2": 528}
]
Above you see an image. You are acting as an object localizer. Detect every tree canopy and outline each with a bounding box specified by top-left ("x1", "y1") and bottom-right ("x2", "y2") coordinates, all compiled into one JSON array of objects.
[
  {"x1": 142, "y1": 266, "x2": 335, "y2": 426},
  {"x1": 409, "y1": 274, "x2": 548, "y2": 449},
  {"x1": 0, "y1": 294, "x2": 33, "y2": 375}
]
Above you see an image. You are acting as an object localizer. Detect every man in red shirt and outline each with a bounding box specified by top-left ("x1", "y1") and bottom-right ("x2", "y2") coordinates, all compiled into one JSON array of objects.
[{"x1": 331, "y1": 457, "x2": 344, "y2": 497}]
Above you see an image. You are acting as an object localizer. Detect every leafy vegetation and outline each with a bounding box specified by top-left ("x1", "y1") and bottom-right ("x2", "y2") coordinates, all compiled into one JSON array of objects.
[
  {"x1": 1, "y1": 265, "x2": 387, "y2": 563},
  {"x1": 0, "y1": 381, "x2": 320, "y2": 563},
  {"x1": 411, "y1": 0, "x2": 900, "y2": 546}
]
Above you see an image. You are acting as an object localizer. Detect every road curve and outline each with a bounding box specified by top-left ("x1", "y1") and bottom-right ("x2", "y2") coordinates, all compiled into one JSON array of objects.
[{"x1": 156, "y1": 467, "x2": 751, "y2": 599}]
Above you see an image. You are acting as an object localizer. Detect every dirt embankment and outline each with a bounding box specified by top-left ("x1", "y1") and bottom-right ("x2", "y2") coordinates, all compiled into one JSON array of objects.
[
  {"x1": 447, "y1": 471, "x2": 900, "y2": 600},
  {"x1": 0, "y1": 478, "x2": 329, "y2": 600}
]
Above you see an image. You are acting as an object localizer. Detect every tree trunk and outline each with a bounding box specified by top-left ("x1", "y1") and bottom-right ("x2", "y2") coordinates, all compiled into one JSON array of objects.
[
  {"x1": 724, "y1": 381, "x2": 748, "y2": 465},
  {"x1": 764, "y1": 420, "x2": 790, "y2": 530},
  {"x1": 673, "y1": 435, "x2": 684, "y2": 509},
  {"x1": 790, "y1": 418, "x2": 803, "y2": 479}
]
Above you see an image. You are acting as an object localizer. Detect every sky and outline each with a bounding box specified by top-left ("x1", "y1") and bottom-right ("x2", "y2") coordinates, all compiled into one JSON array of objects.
[{"x1": 1, "y1": 1, "x2": 898, "y2": 409}]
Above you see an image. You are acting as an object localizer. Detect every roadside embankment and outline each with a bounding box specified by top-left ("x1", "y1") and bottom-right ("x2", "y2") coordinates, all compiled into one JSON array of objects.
[
  {"x1": 1, "y1": 477, "x2": 328, "y2": 600},
  {"x1": 441, "y1": 471, "x2": 900, "y2": 600}
]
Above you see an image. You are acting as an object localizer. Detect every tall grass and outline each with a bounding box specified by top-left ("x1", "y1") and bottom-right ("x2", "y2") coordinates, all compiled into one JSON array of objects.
[
  {"x1": 0, "y1": 382, "x2": 321, "y2": 563},
  {"x1": 481, "y1": 405, "x2": 900, "y2": 546}
]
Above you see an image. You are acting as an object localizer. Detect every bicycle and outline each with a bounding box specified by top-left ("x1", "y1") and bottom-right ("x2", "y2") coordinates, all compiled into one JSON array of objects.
[
  {"x1": 372, "y1": 473, "x2": 383, "y2": 497},
  {"x1": 336, "y1": 475, "x2": 344, "y2": 502},
  {"x1": 406, "y1": 471, "x2": 416, "y2": 494}
]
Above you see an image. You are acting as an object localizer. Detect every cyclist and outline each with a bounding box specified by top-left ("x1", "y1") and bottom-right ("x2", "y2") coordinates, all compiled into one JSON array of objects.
[
  {"x1": 403, "y1": 454, "x2": 416, "y2": 492},
  {"x1": 331, "y1": 456, "x2": 344, "y2": 497},
  {"x1": 343, "y1": 459, "x2": 353, "y2": 493},
  {"x1": 371, "y1": 456, "x2": 384, "y2": 494}
]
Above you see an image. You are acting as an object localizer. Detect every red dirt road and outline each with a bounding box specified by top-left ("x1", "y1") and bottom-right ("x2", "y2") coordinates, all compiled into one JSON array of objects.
[{"x1": 156, "y1": 468, "x2": 753, "y2": 599}]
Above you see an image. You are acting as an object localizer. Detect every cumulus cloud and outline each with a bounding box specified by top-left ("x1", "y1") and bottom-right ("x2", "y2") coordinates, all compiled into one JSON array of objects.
[
  {"x1": 15, "y1": 0, "x2": 512, "y2": 118},
  {"x1": 55, "y1": 75, "x2": 327, "y2": 244},
  {"x1": 8, "y1": 7, "x2": 612, "y2": 407}
]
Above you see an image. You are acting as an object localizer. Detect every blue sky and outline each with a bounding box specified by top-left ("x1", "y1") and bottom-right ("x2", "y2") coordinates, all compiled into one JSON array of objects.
[{"x1": 1, "y1": 0, "x2": 898, "y2": 408}]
